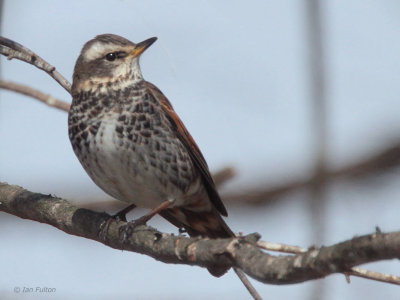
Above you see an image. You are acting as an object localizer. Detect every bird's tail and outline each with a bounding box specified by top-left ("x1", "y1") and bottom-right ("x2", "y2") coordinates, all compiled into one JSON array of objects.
[
  {"x1": 159, "y1": 206, "x2": 263, "y2": 299},
  {"x1": 159, "y1": 206, "x2": 234, "y2": 276}
]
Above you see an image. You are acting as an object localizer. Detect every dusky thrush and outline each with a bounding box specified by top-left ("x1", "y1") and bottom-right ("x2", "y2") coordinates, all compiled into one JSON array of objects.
[{"x1": 68, "y1": 34, "x2": 240, "y2": 278}]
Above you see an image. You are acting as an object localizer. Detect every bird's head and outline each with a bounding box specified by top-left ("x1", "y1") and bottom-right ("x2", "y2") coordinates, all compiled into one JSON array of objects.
[{"x1": 72, "y1": 34, "x2": 157, "y2": 94}]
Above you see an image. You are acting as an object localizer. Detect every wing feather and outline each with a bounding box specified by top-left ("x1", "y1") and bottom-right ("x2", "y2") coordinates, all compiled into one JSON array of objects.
[{"x1": 145, "y1": 81, "x2": 228, "y2": 216}]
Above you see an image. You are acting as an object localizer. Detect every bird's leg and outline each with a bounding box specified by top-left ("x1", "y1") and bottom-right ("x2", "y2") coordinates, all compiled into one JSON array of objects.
[
  {"x1": 119, "y1": 199, "x2": 175, "y2": 241},
  {"x1": 99, "y1": 203, "x2": 137, "y2": 241},
  {"x1": 113, "y1": 203, "x2": 137, "y2": 222}
]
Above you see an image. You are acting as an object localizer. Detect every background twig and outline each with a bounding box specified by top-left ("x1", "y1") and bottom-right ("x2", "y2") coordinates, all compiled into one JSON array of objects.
[{"x1": 0, "y1": 79, "x2": 70, "y2": 112}]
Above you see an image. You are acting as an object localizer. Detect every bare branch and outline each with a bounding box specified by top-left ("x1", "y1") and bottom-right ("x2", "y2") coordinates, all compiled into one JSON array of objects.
[
  {"x1": 0, "y1": 36, "x2": 71, "y2": 94},
  {"x1": 257, "y1": 239, "x2": 400, "y2": 285},
  {"x1": 347, "y1": 268, "x2": 400, "y2": 286},
  {"x1": 223, "y1": 142, "x2": 400, "y2": 205},
  {"x1": 1, "y1": 182, "x2": 399, "y2": 286},
  {"x1": 0, "y1": 80, "x2": 70, "y2": 112},
  {"x1": 212, "y1": 166, "x2": 235, "y2": 187}
]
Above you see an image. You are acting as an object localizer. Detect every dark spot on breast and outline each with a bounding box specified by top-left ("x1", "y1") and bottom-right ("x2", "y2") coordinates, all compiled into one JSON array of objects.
[
  {"x1": 141, "y1": 131, "x2": 151, "y2": 138},
  {"x1": 102, "y1": 99, "x2": 110, "y2": 107},
  {"x1": 147, "y1": 105, "x2": 155, "y2": 114},
  {"x1": 130, "y1": 116, "x2": 136, "y2": 125},
  {"x1": 70, "y1": 126, "x2": 78, "y2": 136},
  {"x1": 116, "y1": 126, "x2": 124, "y2": 138},
  {"x1": 138, "y1": 114, "x2": 146, "y2": 121},
  {"x1": 134, "y1": 103, "x2": 143, "y2": 112},
  {"x1": 89, "y1": 109, "x2": 100, "y2": 118},
  {"x1": 89, "y1": 97, "x2": 99, "y2": 106},
  {"x1": 118, "y1": 115, "x2": 126, "y2": 122},
  {"x1": 127, "y1": 126, "x2": 133, "y2": 133},
  {"x1": 155, "y1": 141, "x2": 160, "y2": 151},
  {"x1": 81, "y1": 131, "x2": 88, "y2": 140},
  {"x1": 123, "y1": 88, "x2": 132, "y2": 97},
  {"x1": 135, "y1": 124, "x2": 141, "y2": 131},
  {"x1": 143, "y1": 120, "x2": 150, "y2": 129},
  {"x1": 89, "y1": 122, "x2": 100, "y2": 135},
  {"x1": 78, "y1": 122, "x2": 87, "y2": 131}
]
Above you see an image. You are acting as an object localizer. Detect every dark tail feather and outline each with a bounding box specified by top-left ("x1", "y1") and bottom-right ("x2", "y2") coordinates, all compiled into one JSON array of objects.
[{"x1": 158, "y1": 207, "x2": 235, "y2": 277}]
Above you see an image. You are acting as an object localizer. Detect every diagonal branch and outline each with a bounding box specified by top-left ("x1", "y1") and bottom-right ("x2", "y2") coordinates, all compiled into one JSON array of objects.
[
  {"x1": 0, "y1": 36, "x2": 71, "y2": 93},
  {"x1": 0, "y1": 79, "x2": 70, "y2": 112},
  {"x1": 1, "y1": 182, "x2": 399, "y2": 285},
  {"x1": 223, "y1": 143, "x2": 400, "y2": 205}
]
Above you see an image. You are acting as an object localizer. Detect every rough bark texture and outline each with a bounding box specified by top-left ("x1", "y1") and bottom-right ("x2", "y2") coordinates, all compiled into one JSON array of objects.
[{"x1": 1, "y1": 182, "x2": 399, "y2": 285}]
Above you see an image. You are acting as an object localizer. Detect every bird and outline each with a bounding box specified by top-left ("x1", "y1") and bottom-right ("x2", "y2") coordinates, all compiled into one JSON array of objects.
[{"x1": 68, "y1": 34, "x2": 255, "y2": 288}]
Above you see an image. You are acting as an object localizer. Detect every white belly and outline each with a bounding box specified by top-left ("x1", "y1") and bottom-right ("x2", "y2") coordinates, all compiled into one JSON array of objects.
[{"x1": 79, "y1": 120, "x2": 197, "y2": 209}]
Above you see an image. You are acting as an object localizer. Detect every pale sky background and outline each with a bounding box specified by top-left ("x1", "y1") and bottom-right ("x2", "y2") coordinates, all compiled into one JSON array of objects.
[{"x1": 1, "y1": 1, "x2": 400, "y2": 299}]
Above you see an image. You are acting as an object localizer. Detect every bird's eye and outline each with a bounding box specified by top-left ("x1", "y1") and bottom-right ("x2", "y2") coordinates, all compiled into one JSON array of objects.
[{"x1": 105, "y1": 53, "x2": 116, "y2": 61}]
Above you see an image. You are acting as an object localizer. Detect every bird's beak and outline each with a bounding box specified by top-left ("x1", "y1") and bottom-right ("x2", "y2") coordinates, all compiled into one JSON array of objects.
[{"x1": 130, "y1": 37, "x2": 158, "y2": 58}]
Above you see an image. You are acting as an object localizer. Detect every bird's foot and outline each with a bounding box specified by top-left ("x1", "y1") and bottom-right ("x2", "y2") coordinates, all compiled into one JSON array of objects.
[
  {"x1": 119, "y1": 215, "x2": 150, "y2": 243},
  {"x1": 178, "y1": 227, "x2": 187, "y2": 235},
  {"x1": 99, "y1": 213, "x2": 124, "y2": 241},
  {"x1": 99, "y1": 204, "x2": 137, "y2": 241}
]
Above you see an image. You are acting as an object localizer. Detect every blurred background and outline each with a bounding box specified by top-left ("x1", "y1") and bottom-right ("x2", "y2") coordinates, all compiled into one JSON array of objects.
[{"x1": 1, "y1": 0, "x2": 400, "y2": 299}]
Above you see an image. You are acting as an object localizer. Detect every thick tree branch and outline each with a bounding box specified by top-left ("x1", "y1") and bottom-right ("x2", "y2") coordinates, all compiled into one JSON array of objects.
[{"x1": 1, "y1": 182, "x2": 399, "y2": 285}]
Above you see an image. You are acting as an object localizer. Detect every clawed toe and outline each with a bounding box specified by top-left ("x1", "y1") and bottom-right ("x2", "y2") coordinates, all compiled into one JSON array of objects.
[
  {"x1": 99, "y1": 213, "x2": 127, "y2": 241},
  {"x1": 118, "y1": 216, "x2": 149, "y2": 243}
]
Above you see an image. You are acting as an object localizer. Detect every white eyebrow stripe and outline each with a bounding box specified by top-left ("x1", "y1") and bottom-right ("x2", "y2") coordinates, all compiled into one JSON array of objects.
[
  {"x1": 83, "y1": 42, "x2": 116, "y2": 61},
  {"x1": 83, "y1": 42, "x2": 133, "y2": 62}
]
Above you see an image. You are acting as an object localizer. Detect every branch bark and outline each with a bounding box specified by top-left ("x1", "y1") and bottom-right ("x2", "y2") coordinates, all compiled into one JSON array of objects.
[
  {"x1": 0, "y1": 36, "x2": 71, "y2": 93},
  {"x1": 1, "y1": 182, "x2": 399, "y2": 285}
]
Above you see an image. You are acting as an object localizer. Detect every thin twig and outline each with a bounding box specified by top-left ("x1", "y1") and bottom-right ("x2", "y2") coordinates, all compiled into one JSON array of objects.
[
  {"x1": 0, "y1": 79, "x2": 70, "y2": 112},
  {"x1": 348, "y1": 268, "x2": 400, "y2": 286},
  {"x1": 0, "y1": 36, "x2": 71, "y2": 94},
  {"x1": 257, "y1": 240, "x2": 400, "y2": 285},
  {"x1": 257, "y1": 241, "x2": 307, "y2": 254},
  {"x1": 234, "y1": 268, "x2": 262, "y2": 300}
]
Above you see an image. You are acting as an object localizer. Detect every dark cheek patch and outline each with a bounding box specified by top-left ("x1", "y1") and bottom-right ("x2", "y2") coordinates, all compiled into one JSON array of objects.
[{"x1": 86, "y1": 59, "x2": 114, "y2": 78}]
